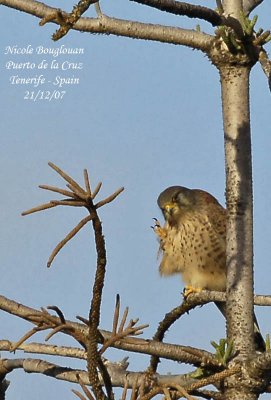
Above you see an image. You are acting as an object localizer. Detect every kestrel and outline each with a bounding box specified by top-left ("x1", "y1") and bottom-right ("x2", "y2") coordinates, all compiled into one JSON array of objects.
[{"x1": 155, "y1": 185, "x2": 265, "y2": 351}]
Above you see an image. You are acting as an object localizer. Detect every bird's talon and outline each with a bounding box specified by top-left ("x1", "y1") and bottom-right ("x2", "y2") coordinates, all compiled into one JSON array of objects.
[
  {"x1": 152, "y1": 218, "x2": 167, "y2": 239},
  {"x1": 183, "y1": 286, "x2": 202, "y2": 299}
]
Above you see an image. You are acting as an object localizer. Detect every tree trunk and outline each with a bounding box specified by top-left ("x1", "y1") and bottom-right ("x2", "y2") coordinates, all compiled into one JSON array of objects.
[{"x1": 220, "y1": 64, "x2": 257, "y2": 400}]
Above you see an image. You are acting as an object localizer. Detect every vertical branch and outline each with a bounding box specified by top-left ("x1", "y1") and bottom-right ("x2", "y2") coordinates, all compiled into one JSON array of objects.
[
  {"x1": 220, "y1": 65, "x2": 255, "y2": 358},
  {"x1": 86, "y1": 204, "x2": 113, "y2": 400},
  {"x1": 223, "y1": 0, "x2": 243, "y2": 16},
  {"x1": 0, "y1": 378, "x2": 9, "y2": 400}
]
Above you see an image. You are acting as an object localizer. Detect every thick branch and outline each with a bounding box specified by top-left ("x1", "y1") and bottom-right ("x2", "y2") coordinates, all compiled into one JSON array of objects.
[
  {"x1": 0, "y1": 357, "x2": 198, "y2": 389},
  {"x1": 0, "y1": 0, "x2": 214, "y2": 51},
  {"x1": 130, "y1": 0, "x2": 223, "y2": 26},
  {"x1": 0, "y1": 295, "x2": 218, "y2": 368}
]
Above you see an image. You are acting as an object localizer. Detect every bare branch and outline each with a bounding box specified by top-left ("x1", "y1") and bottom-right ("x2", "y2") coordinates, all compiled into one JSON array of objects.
[
  {"x1": 0, "y1": 295, "x2": 219, "y2": 368},
  {"x1": 77, "y1": 374, "x2": 96, "y2": 400},
  {"x1": 22, "y1": 163, "x2": 124, "y2": 268},
  {"x1": 39, "y1": 184, "x2": 79, "y2": 199},
  {"x1": 95, "y1": 187, "x2": 124, "y2": 209},
  {"x1": 47, "y1": 305, "x2": 66, "y2": 323},
  {"x1": 148, "y1": 292, "x2": 207, "y2": 372},
  {"x1": 84, "y1": 169, "x2": 92, "y2": 196},
  {"x1": 190, "y1": 368, "x2": 242, "y2": 392},
  {"x1": 112, "y1": 295, "x2": 121, "y2": 335},
  {"x1": 47, "y1": 214, "x2": 93, "y2": 268},
  {"x1": 99, "y1": 300, "x2": 149, "y2": 355},
  {"x1": 48, "y1": 162, "x2": 86, "y2": 196},
  {"x1": 1, "y1": 0, "x2": 214, "y2": 51},
  {"x1": 72, "y1": 389, "x2": 88, "y2": 400},
  {"x1": 92, "y1": 182, "x2": 102, "y2": 200},
  {"x1": 21, "y1": 202, "x2": 56, "y2": 216},
  {"x1": 86, "y1": 205, "x2": 112, "y2": 400},
  {"x1": 0, "y1": 357, "x2": 208, "y2": 391},
  {"x1": 259, "y1": 50, "x2": 271, "y2": 91},
  {"x1": 242, "y1": 0, "x2": 264, "y2": 14},
  {"x1": 170, "y1": 383, "x2": 197, "y2": 400},
  {"x1": 0, "y1": 340, "x2": 87, "y2": 360},
  {"x1": 51, "y1": 0, "x2": 99, "y2": 40},
  {"x1": 9, "y1": 327, "x2": 47, "y2": 352},
  {"x1": 130, "y1": 0, "x2": 223, "y2": 26}
]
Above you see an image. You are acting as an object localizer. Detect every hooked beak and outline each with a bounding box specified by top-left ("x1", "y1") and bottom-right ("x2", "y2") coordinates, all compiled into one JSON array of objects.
[{"x1": 162, "y1": 202, "x2": 175, "y2": 217}]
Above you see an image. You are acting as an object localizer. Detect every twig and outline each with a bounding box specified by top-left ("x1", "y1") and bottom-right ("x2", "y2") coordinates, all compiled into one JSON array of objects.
[
  {"x1": 45, "y1": 324, "x2": 68, "y2": 341},
  {"x1": 148, "y1": 298, "x2": 201, "y2": 372},
  {"x1": 84, "y1": 169, "x2": 92, "y2": 195},
  {"x1": 95, "y1": 187, "x2": 125, "y2": 209},
  {"x1": 92, "y1": 182, "x2": 102, "y2": 199},
  {"x1": 191, "y1": 389, "x2": 223, "y2": 400},
  {"x1": 99, "y1": 321, "x2": 149, "y2": 355},
  {"x1": 51, "y1": 0, "x2": 99, "y2": 40},
  {"x1": 171, "y1": 384, "x2": 197, "y2": 400},
  {"x1": 141, "y1": 367, "x2": 240, "y2": 400},
  {"x1": 119, "y1": 307, "x2": 129, "y2": 333},
  {"x1": 39, "y1": 184, "x2": 79, "y2": 199},
  {"x1": 163, "y1": 387, "x2": 172, "y2": 400},
  {"x1": 48, "y1": 162, "x2": 86, "y2": 195},
  {"x1": 0, "y1": 340, "x2": 87, "y2": 360},
  {"x1": 47, "y1": 214, "x2": 93, "y2": 268},
  {"x1": 50, "y1": 200, "x2": 86, "y2": 207},
  {"x1": 129, "y1": 0, "x2": 223, "y2": 26},
  {"x1": 9, "y1": 327, "x2": 46, "y2": 352},
  {"x1": 47, "y1": 305, "x2": 66, "y2": 323},
  {"x1": 131, "y1": 376, "x2": 139, "y2": 400},
  {"x1": 113, "y1": 295, "x2": 121, "y2": 335},
  {"x1": 22, "y1": 163, "x2": 124, "y2": 269},
  {"x1": 121, "y1": 380, "x2": 129, "y2": 400},
  {"x1": 243, "y1": 0, "x2": 264, "y2": 14},
  {"x1": 95, "y1": 2, "x2": 102, "y2": 17},
  {"x1": 185, "y1": 365, "x2": 241, "y2": 392},
  {"x1": 72, "y1": 389, "x2": 88, "y2": 400},
  {"x1": 21, "y1": 202, "x2": 56, "y2": 216},
  {"x1": 259, "y1": 50, "x2": 271, "y2": 91},
  {"x1": 78, "y1": 374, "x2": 96, "y2": 400}
]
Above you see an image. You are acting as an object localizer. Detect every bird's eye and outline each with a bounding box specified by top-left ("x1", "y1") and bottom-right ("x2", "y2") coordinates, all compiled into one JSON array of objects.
[{"x1": 172, "y1": 194, "x2": 179, "y2": 203}]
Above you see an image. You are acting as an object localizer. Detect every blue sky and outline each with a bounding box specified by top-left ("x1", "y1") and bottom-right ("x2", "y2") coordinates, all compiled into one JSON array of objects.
[{"x1": 1, "y1": 1, "x2": 271, "y2": 398}]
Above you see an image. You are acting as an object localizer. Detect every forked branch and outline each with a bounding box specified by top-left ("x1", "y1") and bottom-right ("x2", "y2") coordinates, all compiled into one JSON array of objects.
[
  {"x1": 1, "y1": 0, "x2": 214, "y2": 51},
  {"x1": 22, "y1": 162, "x2": 124, "y2": 268},
  {"x1": 22, "y1": 162, "x2": 125, "y2": 400}
]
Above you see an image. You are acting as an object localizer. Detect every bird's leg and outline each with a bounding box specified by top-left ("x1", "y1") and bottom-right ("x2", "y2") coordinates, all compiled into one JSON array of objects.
[
  {"x1": 183, "y1": 286, "x2": 202, "y2": 299},
  {"x1": 152, "y1": 218, "x2": 167, "y2": 240}
]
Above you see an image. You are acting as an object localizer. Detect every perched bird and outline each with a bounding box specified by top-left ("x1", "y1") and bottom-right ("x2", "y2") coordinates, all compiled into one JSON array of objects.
[{"x1": 155, "y1": 185, "x2": 265, "y2": 352}]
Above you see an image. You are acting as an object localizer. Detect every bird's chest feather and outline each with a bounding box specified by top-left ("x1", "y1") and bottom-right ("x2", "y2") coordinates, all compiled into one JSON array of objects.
[{"x1": 159, "y1": 215, "x2": 226, "y2": 291}]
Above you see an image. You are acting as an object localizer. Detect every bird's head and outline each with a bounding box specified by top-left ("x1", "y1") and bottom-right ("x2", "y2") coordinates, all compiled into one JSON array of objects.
[{"x1": 157, "y1": 186, "x2": 197, "y2": 225}]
